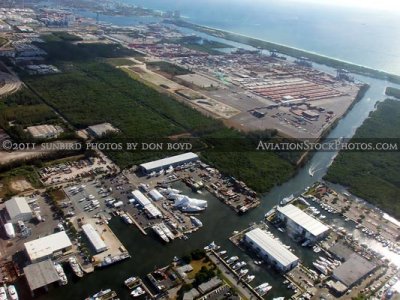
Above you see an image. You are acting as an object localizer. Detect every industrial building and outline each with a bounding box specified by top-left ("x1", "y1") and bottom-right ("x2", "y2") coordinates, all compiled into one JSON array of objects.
[
  {"x1": 24, "y1": 259, "x2": 61, "y2": 296},
  {"x1": 24, "y1": 231, "x2": 72, "y2": 263},
  {"x1": 243, "y1": 228, "x2": 299, "y2": 272},
  {"x1": 131, "y1": 190, "x2": 162, "y2": 218},
  {"x1": 149, "y1": 189, "x2": 164, "y2": 201},
  {"x1": 86, "y1": 122, "x2": 119, "y2": 138},
  {"x1": 5, "y1": 196, "x2": 32, "y2": 223},
  {"x1": 276, "y1": 204, "x2": 329, "y2": 242},
  {"x1": 26, "y1": 124, "x2": 64, "y2": 139},
  {"x1": 139, "y1": 152, "x2": 199, "y2": 174},
  {"x1": 81, "y1": 224, "x2": 108, "y2": 253},
  {"x1": 332, "y1": 254, "x2": 377, "y2": 289}
]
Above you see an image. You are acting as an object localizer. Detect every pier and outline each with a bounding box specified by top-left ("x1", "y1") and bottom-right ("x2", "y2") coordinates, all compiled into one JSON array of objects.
[
  {"x1": 125, "y1": 211, "x2": 148, "y2": 235},
  {"x1": 207, "y1": 250, "x2": 263, "y2": 300}
]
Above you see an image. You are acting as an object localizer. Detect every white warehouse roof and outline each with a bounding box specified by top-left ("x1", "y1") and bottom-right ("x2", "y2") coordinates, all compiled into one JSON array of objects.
[
  {"x1": 24, "y1": 231, "x2": 72, "y2": 262},
  {"x1": 145, "y1": 204, "x2": 162, "y2": 218},
  {"x1": 245, "y1": 228, "x2": 299, "y2": 268},
  {"x1": 81, "y1": 224, "x2": 107, "y2": 253},
  {"x1": 277, "y1": 204, "x2": 329, "y2": 237},
  {"x1": 149, "y1": 189, "x2": 164, "y2": 201},
  {"x1": 140, "y1": 152, "x2": 198, "y2": 172},
  {"x1": 5, "y1": 196, "x2": 32, "y2": 220},
  {"x1": 131, "y1": 190, "x2": 151, "y2": 206}
]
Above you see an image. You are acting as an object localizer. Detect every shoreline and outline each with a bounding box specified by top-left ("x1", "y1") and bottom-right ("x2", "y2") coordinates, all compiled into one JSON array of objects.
[{"x1": 168, "y1": 19, "x2": 400, "y2": 85}]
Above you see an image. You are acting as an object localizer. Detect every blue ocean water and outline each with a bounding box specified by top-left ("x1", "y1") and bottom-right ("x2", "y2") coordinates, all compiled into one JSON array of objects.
[{"x1": 121, "y1": 0, "x2": 400, "y2": 75}]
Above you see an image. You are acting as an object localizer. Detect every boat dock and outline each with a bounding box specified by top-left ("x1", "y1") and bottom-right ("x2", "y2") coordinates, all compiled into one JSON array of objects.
[
  {"x1": 100, "y1": 290, "x2": 118, "y2": 300},
  {"x1": 125, "y1": 211, "x2": 147, "y2": 235},
  {"x1": 125, "y1": 277, "x2": 141, "y2": 290},
  {"x1": 207, "y1": 250, "x2": 263, "y2": 300},
  {"x1": 86, "y1": 289, "x2": 119, "y2": 300},
  {"x1": 131, "y1": 279, "x2": 156, "y2": 299}
]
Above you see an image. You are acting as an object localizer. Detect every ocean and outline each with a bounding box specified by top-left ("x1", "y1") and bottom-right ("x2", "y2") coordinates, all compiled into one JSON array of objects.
[{"x1": 121, "y1": 0, "x2": 400, "y2": 75}]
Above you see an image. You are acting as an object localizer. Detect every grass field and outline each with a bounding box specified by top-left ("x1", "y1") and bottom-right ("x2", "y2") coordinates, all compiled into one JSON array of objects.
[
  {"x1": 106, "y1": 58, "x2": 138, "y2": 67},
  {"x1": 147, "y1": 61, "x2": 193, "y2": 76},
  {"x1": 325, "y1": 99, "x2": 400, "y2": 218}
]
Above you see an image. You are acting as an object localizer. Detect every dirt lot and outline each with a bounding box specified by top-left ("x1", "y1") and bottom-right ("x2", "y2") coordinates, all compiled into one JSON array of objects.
[{"x1": 9, "y1": 179, "x2": 33, "y2": 193}]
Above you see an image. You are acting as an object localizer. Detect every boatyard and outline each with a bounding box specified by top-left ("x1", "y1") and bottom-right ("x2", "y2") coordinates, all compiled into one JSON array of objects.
[{"x1": 228, "y1": 187, "x2": 400, "y2": 299}]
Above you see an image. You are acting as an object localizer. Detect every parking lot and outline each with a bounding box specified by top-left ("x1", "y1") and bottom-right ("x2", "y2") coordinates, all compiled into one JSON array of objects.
[{"x1": 0, "y1": 192, "x2": 62, "y2": 261}]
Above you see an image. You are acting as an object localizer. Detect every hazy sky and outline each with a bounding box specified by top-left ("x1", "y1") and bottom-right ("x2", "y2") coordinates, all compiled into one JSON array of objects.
[{"x1": 287, "y1": 0, "x2": 400, "y2": 11}]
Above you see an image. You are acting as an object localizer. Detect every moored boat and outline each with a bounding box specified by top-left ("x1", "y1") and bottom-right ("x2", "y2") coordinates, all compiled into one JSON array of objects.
[
  {"x1": 54, "y1": 263, "x2": 68, "y2": 285},
  {"x1": 124, "y1": 276, "x2": 139, "y2": 288},
  {"x1": 69, "y1": 256, "x2": 83, "y2": 277},
  {"x1": 152, "y1": 224, "x2": 169, "y2": 243},
  {"x1": 226, "y1": 256, "x2": 239, "y2": 264},
  {"x1": 131, "y1": 286, "x2": 145, "y2": 298},
  {"x1": 190, "y1": 216, "x2": 203, "y2": 227},
  {"x1": 0, "y1": 287, "x2": 7, "y2": 300},
  {"x1": 245, "y1": 274, "x2": 255, "y2": 283},
  {"x1": 7, "y1": 285, "x2": 18, "y2": 300}
]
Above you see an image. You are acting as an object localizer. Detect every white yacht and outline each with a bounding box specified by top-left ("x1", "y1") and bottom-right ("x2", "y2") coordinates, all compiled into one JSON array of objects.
[
  {"x1": 69, "y1": 256, "x2": 84, "y2": 277},
  {"x1": 245, "y1": 274, "x2": 255, "y2": 283},
  {"x1": 0, "y1": 287, "x2": 7, "y2": 300},
  {"x1": 226, "y1": 256, "x2": 239, "y2": 264},
  {"x1": 152, "y1": 225, "x2": 169, "y2": 243},
  {"x1": 7, "y1": 285, "x2": 18, "y2": 300},
  {"x1": 190, "y1": 216, "x2": 203, "y2": 227},
  {"x1": 54, "y1": 263, "x2": 68, "y2": 285},
  {"x1": 131, "y1": 286, "x2": 145, "y2": 297}
]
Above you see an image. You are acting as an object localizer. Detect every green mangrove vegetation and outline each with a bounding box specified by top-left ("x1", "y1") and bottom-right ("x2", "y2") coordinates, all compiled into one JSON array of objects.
[{"x1": 325, "y1": 99, "x2": 400, "y2": 218}]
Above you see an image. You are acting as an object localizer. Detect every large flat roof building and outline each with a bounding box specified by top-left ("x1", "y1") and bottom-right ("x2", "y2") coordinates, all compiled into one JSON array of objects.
[
  {"x1": 244, "y1": 228, "x2": 299, "y2": 272},
  {"x1": 332, "y1": 254, "x2": 377, "y2": 288},
  {"x1": 131, "y1": 190, "x2": 151, "y2": 207},
  {"x1": 24, "y1": 231, "x2": 72, "y2": 263},
  {"x1": 139, "y1": 152, "x2": 199, "y2": 174},
  {"x1": 277, "y1": 204, "x2": 329, "y2": 242},
  {"x1": 24, "y1": 259, "x2": 60, "y2": 296},
  {"x1": 26, "y1": 124, "x2": 63, "y2": 139},
  {"x1": 81, "y1": 224, "x2": 107, "y2": 253},
  {"x1": 5, "y1": 196, "x2": 32, "y2": 223},
  {"x1": 86, "y1": 123, "x2": 119, "y2": 138},
  {"x1": 131, "y1": 190, "x2": 162, "y2": 218}
]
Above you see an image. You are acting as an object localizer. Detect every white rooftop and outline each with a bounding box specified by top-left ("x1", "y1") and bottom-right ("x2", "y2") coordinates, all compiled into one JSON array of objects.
[
  {"x1": 149, "y1": 189, "x2": 164, "y2": 201},
  {"x1": 277, "y1": 204, "x2": 329, "y2": 237},
  {"x1": 81, "y1": 224, "x2": 107, "y2": 253},
  {"x1": 140, "y1": 152, "x2": 198, "y2": 171},
  {"x1": 245, "y1": 228, "x2": 298, "y2": 268},
  {"x1": 145, "y1": 204, "x2": 162, "y2": 218},
  {"x1": 24, "y1": 231, "x2": 72, "y2": 261},
  {"x1": 132, "y1": 190, "x2": 151, "y2": 206},
  {"x1": 5, "y1": 196, "x2": 32, "y2": 219}
]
